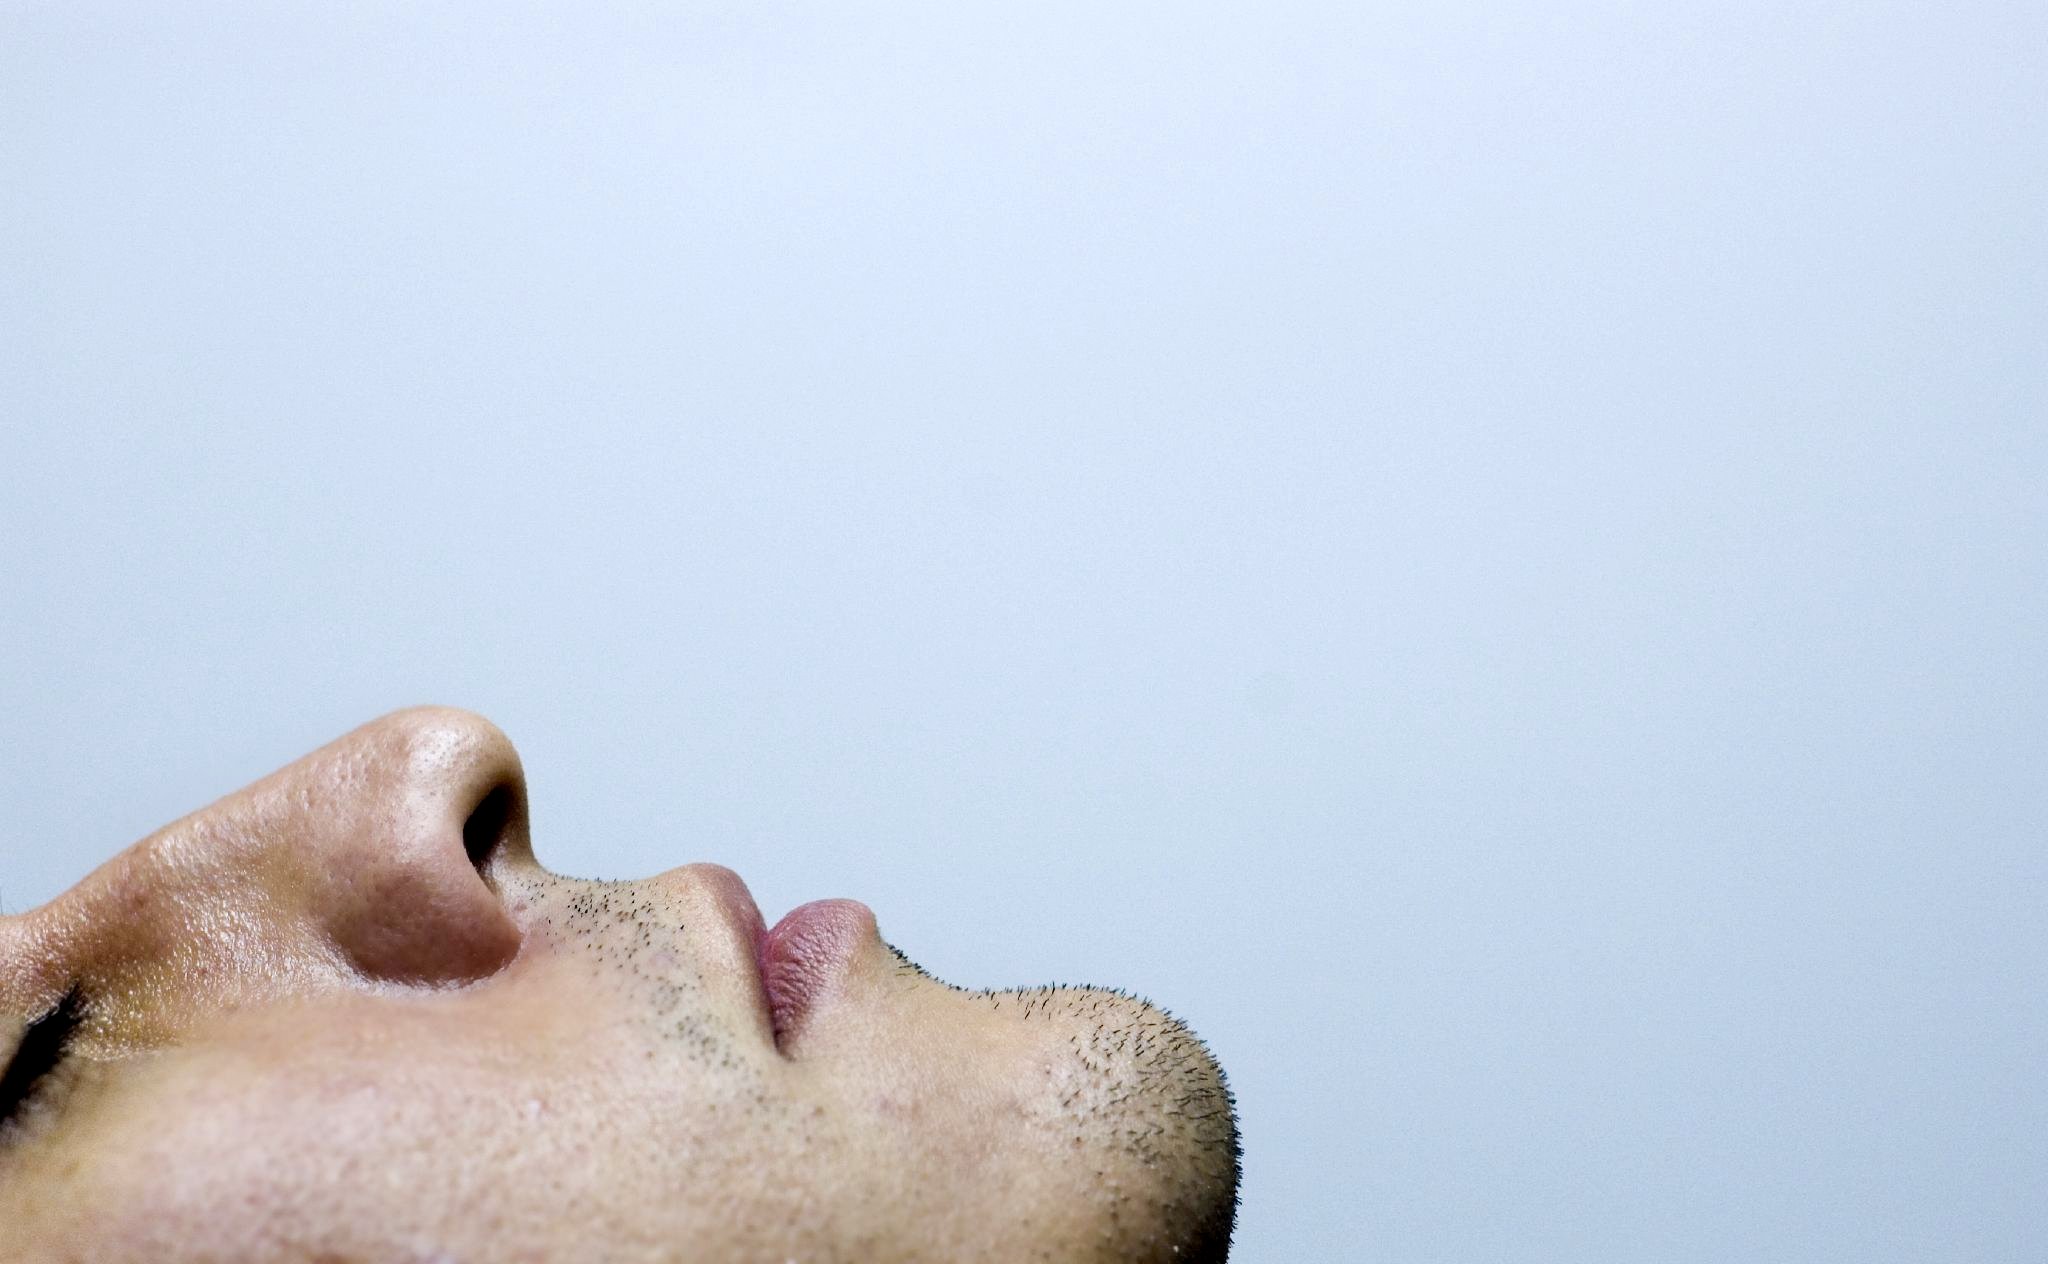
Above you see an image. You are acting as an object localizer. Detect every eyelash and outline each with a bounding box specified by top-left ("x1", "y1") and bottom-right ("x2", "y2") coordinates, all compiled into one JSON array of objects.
[{"x1": 0, "y1": 986, "x2": 85, "y2": 1135}]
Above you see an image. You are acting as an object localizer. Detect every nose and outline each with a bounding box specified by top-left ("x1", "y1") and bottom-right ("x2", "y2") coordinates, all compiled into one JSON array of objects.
[
  {"x1": 290, "y1": 707, "x2": 529, "y2": 985},
  {"x1": 5, "y1": 708, "x2": 533, "y2": 1041}
]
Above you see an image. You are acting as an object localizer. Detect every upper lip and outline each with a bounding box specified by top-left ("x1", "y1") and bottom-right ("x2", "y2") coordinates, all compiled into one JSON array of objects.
[
  {"x1": 670, "y1": 863, "x2": 871, "y2": 1053},
  {"x1": 672, "y1": 863, "x2": 778, "y2": 1042}
]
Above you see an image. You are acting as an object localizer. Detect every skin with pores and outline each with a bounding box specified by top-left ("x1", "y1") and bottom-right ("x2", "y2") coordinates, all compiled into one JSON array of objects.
[{"x1": 0, "y1": 709, "x2": 1239, "y2": 1262}]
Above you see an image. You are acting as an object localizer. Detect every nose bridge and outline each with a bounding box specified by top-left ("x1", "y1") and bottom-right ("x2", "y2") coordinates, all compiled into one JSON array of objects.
[{"x1": 0, "y1": 914, "x2": 45, "y2": 1014}]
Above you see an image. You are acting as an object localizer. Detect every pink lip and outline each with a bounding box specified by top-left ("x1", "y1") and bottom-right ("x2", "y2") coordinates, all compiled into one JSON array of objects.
[
  {"x1": 758, "y1": 899, "x2": 874, "y2": 1049},
  {"x1": 684, "y1": 864, "x2": 872, "y2": 1052}
]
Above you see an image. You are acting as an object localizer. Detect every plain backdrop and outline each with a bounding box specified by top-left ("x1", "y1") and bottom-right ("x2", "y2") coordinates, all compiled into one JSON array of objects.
[{"x1": 3, "y1": 3, "x2": 2043, "y2": 1259}]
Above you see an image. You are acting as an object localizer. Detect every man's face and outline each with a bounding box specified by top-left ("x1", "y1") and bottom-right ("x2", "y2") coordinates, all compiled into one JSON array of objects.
[{"x1": 0, "y1": 709, "x2": 1237, "y2": 1262}]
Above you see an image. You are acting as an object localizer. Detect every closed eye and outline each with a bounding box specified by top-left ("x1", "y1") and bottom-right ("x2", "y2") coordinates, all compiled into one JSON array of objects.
[{"x1": 0, "y1": 985, "x2": 84, "y2": 1136}]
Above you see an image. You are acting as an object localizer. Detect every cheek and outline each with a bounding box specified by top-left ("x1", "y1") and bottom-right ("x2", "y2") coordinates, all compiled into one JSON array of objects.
[
  {"x1": 15, "y1": 961, "x2": 792, "y2": 1253},
  {"x1": 34, "y1": 1051, "x2": 562, "y2": 1261}
]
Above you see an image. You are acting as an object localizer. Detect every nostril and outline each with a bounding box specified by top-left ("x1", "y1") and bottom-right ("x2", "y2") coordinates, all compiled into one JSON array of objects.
[{"x1": 462, "y1": 784, "x2": 520, "y2": 874}]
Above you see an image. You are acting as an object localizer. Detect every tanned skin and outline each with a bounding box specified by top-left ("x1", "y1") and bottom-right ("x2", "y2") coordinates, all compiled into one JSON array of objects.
[{"x1": 0, "y1": 708, "x2": 1238, "y2": 1262}]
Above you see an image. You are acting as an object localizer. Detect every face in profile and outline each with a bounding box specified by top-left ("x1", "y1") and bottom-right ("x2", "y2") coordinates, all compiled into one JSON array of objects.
[{"x1": 0, "y1": 709, "x2": 1238, "y2": 1261}]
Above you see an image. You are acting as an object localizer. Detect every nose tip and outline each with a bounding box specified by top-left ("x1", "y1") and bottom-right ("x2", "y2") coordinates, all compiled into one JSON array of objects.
[
  {"x1": 313, "y1": 706, "x2": 530, "y2": 983},
  {"x1": 377, "y1": 706, "x2": 531, "y2": 864}
]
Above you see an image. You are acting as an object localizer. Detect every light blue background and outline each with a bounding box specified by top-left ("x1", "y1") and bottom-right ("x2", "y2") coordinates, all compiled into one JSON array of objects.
[{"x1": 3, "y1": 3, "x2": 2043, "y2": 1259}]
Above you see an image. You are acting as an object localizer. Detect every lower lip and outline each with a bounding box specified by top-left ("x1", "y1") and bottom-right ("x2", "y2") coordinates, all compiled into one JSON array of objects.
[{"x1": 758, "y1": 898, "x2": 874, "y2": 1048}]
